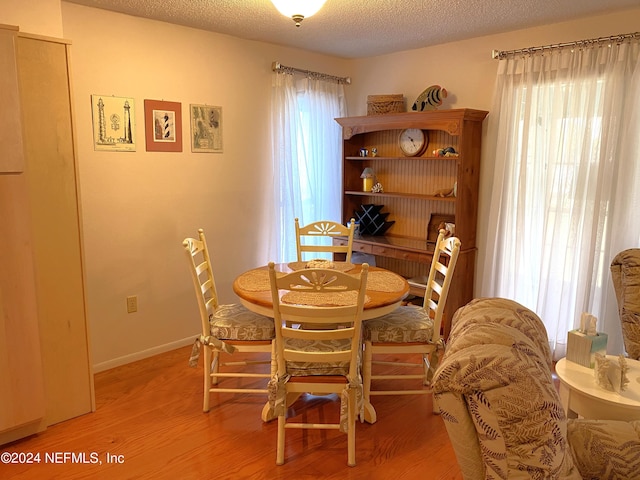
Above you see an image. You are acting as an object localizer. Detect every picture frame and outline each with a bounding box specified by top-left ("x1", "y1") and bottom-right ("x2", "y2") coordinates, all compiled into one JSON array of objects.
[
  {"x1": 427, "y1": 213, "x2": 455, "y2": 243},
  {"x1": 91, "y1": 95, "x2": 136, "y2": 152},
  {"x1": 190, "y1": 104, "x2": 223, "y2": 153},
  {"x1": 144, "y1": 99, "x2": 182, "y2": 152}
]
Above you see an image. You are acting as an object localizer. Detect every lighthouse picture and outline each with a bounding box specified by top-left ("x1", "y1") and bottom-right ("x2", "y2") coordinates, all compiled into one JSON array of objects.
[{"x1": 91, "y1": 94, "x2": 136, "y2": 151}]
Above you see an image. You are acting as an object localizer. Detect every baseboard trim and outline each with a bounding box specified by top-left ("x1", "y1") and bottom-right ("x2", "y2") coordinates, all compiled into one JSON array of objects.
[
  {"x1": 92, "y1": 335, "x2": 198, "y2": 373},
  {"x1": 0, "y1": 418, "x2": 47, "y2": 447}
]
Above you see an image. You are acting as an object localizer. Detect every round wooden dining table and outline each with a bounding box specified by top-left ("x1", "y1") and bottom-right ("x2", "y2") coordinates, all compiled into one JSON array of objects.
[{"x1": 232, "y1": 261, "x2": 410, "y2": 320}]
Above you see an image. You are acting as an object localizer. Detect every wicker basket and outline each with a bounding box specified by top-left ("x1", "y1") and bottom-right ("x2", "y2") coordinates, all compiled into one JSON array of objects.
[{"x1": 367, "y1": 94, "x2": 404, "y2": 115}]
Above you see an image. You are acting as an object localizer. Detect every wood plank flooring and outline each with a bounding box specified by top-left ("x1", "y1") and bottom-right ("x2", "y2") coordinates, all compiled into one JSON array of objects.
[{"x1": 1, "y1": 346, "x2": 462, "y2": 480}]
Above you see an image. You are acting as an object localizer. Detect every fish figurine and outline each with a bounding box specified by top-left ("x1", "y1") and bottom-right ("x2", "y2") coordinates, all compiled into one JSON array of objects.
[{"x1": 412, "y1": 85, "x2": 448, "y2": 111}]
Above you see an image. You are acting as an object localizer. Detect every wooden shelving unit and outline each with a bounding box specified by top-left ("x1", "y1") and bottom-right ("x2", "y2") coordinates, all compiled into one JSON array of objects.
[{"x1": 334, "y1": 109, "x2": 488, "y2": 337}]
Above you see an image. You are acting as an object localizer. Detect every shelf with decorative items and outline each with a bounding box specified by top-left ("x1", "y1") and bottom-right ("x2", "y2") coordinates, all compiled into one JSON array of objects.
[
  {"x1": 334, "y1": 109, "x2": 488, "y2": 337},
  {"x1": 345, "y1": 190, "x2": 457, "y2": 202}
]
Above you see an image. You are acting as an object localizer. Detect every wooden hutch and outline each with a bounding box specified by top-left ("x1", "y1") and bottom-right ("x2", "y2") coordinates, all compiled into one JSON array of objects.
[{"x1": 334, "y1": 109, "x2": 488, "y2": 337}]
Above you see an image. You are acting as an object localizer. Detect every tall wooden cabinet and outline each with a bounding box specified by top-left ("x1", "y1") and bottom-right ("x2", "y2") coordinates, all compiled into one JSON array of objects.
[
  {"x1": 0, "y1": 26, "x2": 94, "y2": 445},
  {"x1": 335, "y1": 109, "x2": 488, "y2": 337}
]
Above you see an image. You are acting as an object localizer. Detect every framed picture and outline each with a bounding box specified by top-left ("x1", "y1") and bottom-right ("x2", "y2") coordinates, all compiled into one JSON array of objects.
[
  {"x1": 91, "y1": 95, "x2": 136, "y2": 152},
  {"x1": 144, "y1": 99, "x2": 182, "y2": 152},
  {"x1": 190, "y1": 104, "x2": 223, "y2": 153},
  {"x1": 427, "y1": 213, "x2": 455, "y2": 243}
]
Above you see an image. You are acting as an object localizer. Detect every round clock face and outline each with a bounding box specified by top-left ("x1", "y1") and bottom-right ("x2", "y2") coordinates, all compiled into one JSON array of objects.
[{"x1": 398, "y1": 129, "x2": 427, "y2": 156}]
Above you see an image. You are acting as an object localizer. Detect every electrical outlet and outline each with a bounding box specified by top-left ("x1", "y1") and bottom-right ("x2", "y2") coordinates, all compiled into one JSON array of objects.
[{"x1": 126, "y1": 295, "x2": 138, "y2": 313}]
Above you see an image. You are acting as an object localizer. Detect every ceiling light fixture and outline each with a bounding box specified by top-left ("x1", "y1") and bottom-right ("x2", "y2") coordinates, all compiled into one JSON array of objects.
[{"x1": 270, "y1": 0, "x2": 327, "y2": 27}]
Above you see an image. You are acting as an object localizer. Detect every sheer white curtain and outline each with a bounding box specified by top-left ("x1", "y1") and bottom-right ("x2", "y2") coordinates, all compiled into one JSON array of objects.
[
  {"x1": 269, "y1": 71, "x2": 346, "y2": 262},
  {"x1": 481, "y1": 38, "x2": 640, "y2": 359}
]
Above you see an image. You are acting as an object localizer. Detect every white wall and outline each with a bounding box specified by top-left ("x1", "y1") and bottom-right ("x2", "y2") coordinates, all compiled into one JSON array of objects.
[
  {"x1": 59, "y1": 3, "x2": 351, "y2": 370},
  {"x1": 347, "y1": 8, "x2": 640, "y2": 116},
  {"x1": 0, "y1": 0, "x2": 63, "y2": 38},
  {"x1": 5, "y1": 1, "x2": 640, "y2": 370}
]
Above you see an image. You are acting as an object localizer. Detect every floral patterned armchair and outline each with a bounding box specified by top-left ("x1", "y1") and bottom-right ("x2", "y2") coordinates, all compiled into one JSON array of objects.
[
  {"x1": 611, "y1": 248, "x2": 640, "y2": 360},
  {"x1": 432, "y1": 297, "x2": 640, "y2": 480}
]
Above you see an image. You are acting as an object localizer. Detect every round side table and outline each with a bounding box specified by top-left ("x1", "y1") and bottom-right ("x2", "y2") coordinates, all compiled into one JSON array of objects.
[{"x1": 555, "y1": 355, "x2": 640, "y2": 420}]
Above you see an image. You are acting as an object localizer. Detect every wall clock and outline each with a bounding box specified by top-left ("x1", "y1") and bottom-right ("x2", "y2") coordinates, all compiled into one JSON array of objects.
[{"x1": 398, "y1": 128, "x2": 427, "y2": 157}]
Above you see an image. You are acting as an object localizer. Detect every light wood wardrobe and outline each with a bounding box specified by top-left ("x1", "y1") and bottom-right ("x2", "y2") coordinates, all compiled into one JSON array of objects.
[{"x1": 0, "y1": 25, "x2": 94, "y2": 445}]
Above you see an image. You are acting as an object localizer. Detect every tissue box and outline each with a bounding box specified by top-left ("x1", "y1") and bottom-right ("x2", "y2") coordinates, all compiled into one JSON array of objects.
[{"x1": 566, "y1": 330, "x2": 608, "y2": 368}]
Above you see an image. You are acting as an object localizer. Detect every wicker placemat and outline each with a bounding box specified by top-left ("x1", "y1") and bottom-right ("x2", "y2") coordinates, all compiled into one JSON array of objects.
[
  {"x1": 287, "y1": 261, "x2": 356, "y2": 272},
  {"x1": 235, "y1": 269, "x2": 283, "y2": 292},
  {"x1": 238, "y1": 267, "x2": 405, "y2": 294},
  {"x1": 365, "y1": 271, "x2": 408, "y2": 292},
  {"x1": 282, "y1": 290, "x2": 370, "y2": 307}
]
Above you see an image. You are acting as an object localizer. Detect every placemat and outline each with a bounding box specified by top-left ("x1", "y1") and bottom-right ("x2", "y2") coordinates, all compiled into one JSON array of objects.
[
  {"x1": 235, "y1": 269, "x2": 283, "y2": 292},
  {"x1": 237, "y1": 267, "x2": 406, "y2": 294},
  {"x1": 287, "y1": 261, "x2": 356, "y2": 272},
  {"x1": 282, "y1": 290, "x2": 370, "y2": 307},
  {"x1": 365, "y1": 271, "x2": 407, "y2": 292}
]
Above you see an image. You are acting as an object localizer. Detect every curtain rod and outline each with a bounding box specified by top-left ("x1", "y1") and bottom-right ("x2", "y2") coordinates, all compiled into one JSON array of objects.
[
  {"x1": 272, "y1": 61, "x2": 351, "y2": 85},
  {"x1": 492, "y1": 31, "x2": 640, "y2": 60}
]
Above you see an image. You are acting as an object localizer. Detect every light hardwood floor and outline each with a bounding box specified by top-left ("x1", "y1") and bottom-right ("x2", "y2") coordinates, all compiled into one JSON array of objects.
[{"x1": 1, "y1": 346, "x2": 462, "y2": 480}]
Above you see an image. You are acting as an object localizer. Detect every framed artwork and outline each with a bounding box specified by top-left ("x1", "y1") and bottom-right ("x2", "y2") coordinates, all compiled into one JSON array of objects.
[
  {"x1": 190, "y1": 104, "x2": 223, "y2": 153},
  {"x1": 144, "y1": 99, "x2": 182, "y2": 152},
  {"x1": 91, "y1": 95, "x2": 136, "y2": 152},
  {"x1": 427, "y1": 213, "x2": 455, "y2": 243}
]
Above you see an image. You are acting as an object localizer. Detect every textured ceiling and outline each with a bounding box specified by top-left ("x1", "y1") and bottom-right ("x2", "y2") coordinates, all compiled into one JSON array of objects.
[{"x1": 64, "y1": 0, "x2": 640, "y2": 58}]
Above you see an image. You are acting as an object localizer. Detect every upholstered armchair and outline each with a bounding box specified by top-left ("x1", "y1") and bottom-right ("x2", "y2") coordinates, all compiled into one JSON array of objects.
[
  {"x1": 611, "y1": 248, "x2": 640, "y2": 360},
  {"x1": 432, "y1": 297, "x2": 640, "y2": 480}
]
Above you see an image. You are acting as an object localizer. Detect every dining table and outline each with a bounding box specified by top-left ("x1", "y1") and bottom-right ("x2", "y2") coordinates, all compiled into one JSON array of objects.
[
  {"x1": 233, "y1": 261, "x2": 410, "y2": 320},
  {"x1": 232, "y1": 261, "x2": 410, "y2": 423}
]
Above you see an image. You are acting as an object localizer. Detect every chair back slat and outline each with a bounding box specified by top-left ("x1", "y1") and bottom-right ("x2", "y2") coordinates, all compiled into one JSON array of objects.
[
  {"x1": 295, "y1": 218, "x2": 356, "y2": 263},
  {"x1": 284, "y1": 350, "x2": 353, "y2": 364},
  {"x1": 283, "y1": 326, "x2": 355, "y2": 341}
]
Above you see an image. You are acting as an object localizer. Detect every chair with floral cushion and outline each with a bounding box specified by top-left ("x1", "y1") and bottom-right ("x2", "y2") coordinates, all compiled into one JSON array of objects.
[
  {"x1": 361, "y1": 230, "x2": 461, "y2": 423},
  {"x1": 183, "y1": 229, "x2": 275, "y2": 415},
  {"x1": 267, "y1": 261, "x2": 368, "y2": 467},
  {"x1": 432, "y1": 297, "x2": 640, "y2": 480},
  {"x1": 295, "y1": 217, "x2": 356, "y2": 263},
  {"x1": 610, "y1": 248, "x2": 640, "y2": 360}
]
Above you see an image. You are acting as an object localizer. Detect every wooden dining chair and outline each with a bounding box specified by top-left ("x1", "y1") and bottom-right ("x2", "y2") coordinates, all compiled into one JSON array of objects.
[
  {"x1": 267, "y1": 261, "x2": 369, "y2": 467},
  {"x1": 362, "y1": 230, "x2": 461, "y2": 423},
  {"x1": 183, "y1": 229, "x2": 275, "y2": 415},
  {"x1": 295, "y1": 217, "x2": 356, "y2": 263}
]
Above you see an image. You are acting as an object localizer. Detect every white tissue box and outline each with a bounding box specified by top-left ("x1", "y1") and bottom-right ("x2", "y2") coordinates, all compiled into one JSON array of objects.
[{"x1": 566, "y1": 330, "x2": 608, "y2": 368}]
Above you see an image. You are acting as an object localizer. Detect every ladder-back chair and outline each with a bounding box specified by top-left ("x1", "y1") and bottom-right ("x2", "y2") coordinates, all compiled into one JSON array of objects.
[
  {"x1": 183, "y1": 229, "x2": 275, "y2": 415},
  {"x1": 362, "y1": 230, "x2": 461, "y2": 423},
  {"x1": 267, "y1": 261, "x2": 369, "y2": 466}
]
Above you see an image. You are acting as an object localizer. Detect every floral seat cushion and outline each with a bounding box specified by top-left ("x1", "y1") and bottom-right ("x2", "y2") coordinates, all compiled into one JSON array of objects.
[
  {"x1": 267, "y1": 336, "x2": 363, "y2": 433},
  {"x1": 209, "y1": 303, "x2": 275, "y2": 340},
  {"x1": 363, "y1": 305, "x2": 433, "y2": 343}
]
